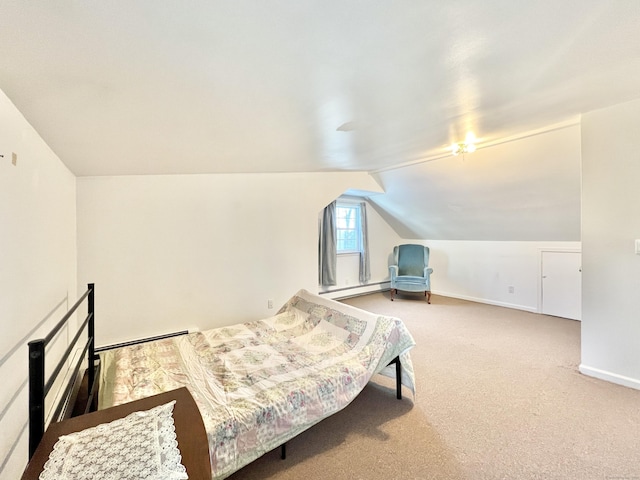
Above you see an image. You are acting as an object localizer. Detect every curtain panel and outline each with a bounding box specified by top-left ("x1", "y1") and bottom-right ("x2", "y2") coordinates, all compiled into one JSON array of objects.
[
  {"x1": 319, "y1": 201, "x2": 337, "y2": 286},
  {"x1": 359, "y1": 201, "x2": 371, "y2": 284}
]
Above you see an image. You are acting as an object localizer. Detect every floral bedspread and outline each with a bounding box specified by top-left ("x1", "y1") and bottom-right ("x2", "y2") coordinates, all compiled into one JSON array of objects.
[{"x1": 99, "y1": 289, "x2": 416, "y2": 479}]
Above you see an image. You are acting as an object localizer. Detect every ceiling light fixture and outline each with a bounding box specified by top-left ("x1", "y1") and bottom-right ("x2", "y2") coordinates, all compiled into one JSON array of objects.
[{"x1": 451, "y1": 132, "x2": 477, "y2": 156}]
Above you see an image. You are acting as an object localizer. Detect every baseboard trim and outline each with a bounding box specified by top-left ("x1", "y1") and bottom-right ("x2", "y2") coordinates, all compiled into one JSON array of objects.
[
  {"x1": 322, "y1": 286, "x2": 539, "y2": 311},
  {"x1": 431, "y1": 290, "x2": 537, "y2": 313},
  {"x1": 320, "y1": 282, "x2": 390, "y2": 300},
  {"x1": 579, "y1": 364, "x2": 640, "y2": 391}
]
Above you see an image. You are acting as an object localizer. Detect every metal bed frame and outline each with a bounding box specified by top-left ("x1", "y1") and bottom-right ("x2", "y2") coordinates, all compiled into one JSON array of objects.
[{"x1": 27, "y1": 283, "x2": 97, "y2": 459}]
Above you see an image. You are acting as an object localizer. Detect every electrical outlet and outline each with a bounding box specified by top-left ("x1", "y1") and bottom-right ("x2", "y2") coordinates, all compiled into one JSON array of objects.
[
  {"x1": 508, "y1": 286, "x2": 515, "y2": 294},
  {"x1": 267, "y1": 299, "x2": 274, "y2": 309},
  {"x1": 12, "y1": 152, "x2": 17, "y2": 166}
]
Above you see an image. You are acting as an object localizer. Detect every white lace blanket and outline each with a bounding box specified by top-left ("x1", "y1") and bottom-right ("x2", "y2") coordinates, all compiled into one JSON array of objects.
[
  {"x1": 99, "y1": 289, "x2": 416, "y2": 479},
  {"x1": 40, "y1": 401, "x2": 187, "y2": 480}
]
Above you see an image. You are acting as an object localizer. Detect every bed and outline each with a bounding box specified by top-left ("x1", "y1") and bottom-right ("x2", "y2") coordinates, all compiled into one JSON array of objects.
[{"x1": 27, "y1": 286, "x2": 416, "y2": 480}]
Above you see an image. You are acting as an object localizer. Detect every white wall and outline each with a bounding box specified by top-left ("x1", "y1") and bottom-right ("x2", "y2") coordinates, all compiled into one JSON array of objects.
[
  {"x1": 326, "y1": 236, "x2": 582, "y2": 312},
  {"x1": 0, "y1": 90, "x2": 77, "y2": 479},
  {"x1": 406, "y1": 240, "x2": 581, "y2": 312},
  {"x1": 76, "y1": 172, "x2": 381, "y2": 347},
  {"x1": 580, "y1": 98, "x2": 640, "y2": 390}
]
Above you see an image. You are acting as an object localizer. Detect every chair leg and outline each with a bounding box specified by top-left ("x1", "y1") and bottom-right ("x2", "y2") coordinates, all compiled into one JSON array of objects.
[
  {"x1": 390, "y1": 288, "x2": 395, "y2": 301},
  {"x1": 426, "y1": 291, "x2": 431, "y2": 304}
]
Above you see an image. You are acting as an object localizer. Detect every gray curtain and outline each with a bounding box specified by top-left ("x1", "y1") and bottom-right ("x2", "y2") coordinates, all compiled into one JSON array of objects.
[
  {"x1": 359, "y1": 201, "x2": 371, "y2": 284},
  {"x1": 319, "y1": 201, "x2": 337, "y2": 286}
]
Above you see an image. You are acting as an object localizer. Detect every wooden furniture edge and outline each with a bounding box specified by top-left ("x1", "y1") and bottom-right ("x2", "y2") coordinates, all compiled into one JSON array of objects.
[{"x1": 22, "y1": 387, "x2": 210, "y2": 480}]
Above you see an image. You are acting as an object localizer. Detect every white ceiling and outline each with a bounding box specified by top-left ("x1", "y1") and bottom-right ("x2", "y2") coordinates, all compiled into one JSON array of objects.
[{"x1": 1, "y1": 1, "x2": 640, "y2": 177}]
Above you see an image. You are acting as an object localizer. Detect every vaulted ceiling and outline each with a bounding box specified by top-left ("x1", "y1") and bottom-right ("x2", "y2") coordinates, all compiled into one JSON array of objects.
[{"x1": 1, "y1": 1, "x2": 639, "y2": 239}]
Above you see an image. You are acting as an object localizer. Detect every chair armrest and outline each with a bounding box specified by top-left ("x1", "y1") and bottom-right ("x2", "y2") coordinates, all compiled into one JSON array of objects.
[
  {"x1": 425, "y1": 267, "x2": 433, "y2": 276},
  {"x1": 389, "y1": 265, "x2": 398, "y2": 281}
]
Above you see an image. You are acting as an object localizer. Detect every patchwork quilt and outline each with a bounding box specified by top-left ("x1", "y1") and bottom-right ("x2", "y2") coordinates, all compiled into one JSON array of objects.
[{"x1": 99, "y1": 289, "x2": 416, "y2": 479}]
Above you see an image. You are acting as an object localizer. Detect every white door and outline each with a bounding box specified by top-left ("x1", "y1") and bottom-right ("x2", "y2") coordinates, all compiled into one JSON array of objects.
[{"x1": 541, "y1": 251, "x2": 581, "y2": 320}]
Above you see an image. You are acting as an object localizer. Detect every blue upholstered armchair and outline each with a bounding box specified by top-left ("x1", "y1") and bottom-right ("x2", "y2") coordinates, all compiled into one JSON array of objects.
[{"x1": 389, "y1": 244, "x2": 433, "y2": 303}]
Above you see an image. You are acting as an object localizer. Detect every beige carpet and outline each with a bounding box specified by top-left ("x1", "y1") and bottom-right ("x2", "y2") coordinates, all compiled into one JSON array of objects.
[{"x1": 228, "y1": 293, "x2": 640, "y2": 480}]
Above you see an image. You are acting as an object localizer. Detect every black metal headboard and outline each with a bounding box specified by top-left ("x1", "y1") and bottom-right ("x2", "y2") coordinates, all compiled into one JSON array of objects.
[{"x1": 27, "y1": 283, "x2": 97, "y2": 459}]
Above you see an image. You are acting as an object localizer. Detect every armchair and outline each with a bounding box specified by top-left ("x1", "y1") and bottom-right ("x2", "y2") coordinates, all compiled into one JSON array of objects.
[{"x1": 389, "y1": 244, "x2": 433, "y2": 303}]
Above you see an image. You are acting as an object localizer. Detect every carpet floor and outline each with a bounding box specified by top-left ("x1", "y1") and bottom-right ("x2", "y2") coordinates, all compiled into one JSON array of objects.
[{"x1": 228, "y1": 292, "x2": 640, "y2": 480}]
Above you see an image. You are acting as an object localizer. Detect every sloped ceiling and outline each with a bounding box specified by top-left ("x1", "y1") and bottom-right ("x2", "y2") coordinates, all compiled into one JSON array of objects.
[
  {"x1": 0, "y1": 1, "x2": 639, "y2": 240},
  {"x1": 370, "y1": 123, "x2": 582, "y2": 240}
]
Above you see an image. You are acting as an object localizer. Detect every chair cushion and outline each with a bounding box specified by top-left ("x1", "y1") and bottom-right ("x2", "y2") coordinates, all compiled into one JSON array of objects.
[
  {"x1": 398, "y1": 245, "x2": 425, "y2": 276},
  {"x1": 396, "y1": 275, "x2": 427, "y2": 285}
]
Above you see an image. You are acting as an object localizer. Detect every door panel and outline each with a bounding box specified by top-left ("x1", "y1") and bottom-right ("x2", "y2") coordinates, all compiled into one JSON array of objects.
[{"x1": 541, "y1": 251, "x2": 582, "y2": 321}]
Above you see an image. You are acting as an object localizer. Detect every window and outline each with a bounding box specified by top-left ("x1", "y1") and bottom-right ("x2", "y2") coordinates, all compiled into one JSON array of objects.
[{"x1": 336, "y1": 203, "x2": 362, "y2": 253}]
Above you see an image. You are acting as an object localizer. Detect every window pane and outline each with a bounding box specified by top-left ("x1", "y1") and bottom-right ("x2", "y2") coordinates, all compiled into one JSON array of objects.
[{"x1": 336, "y1": 204, "x2": 361, "y2": 253}]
